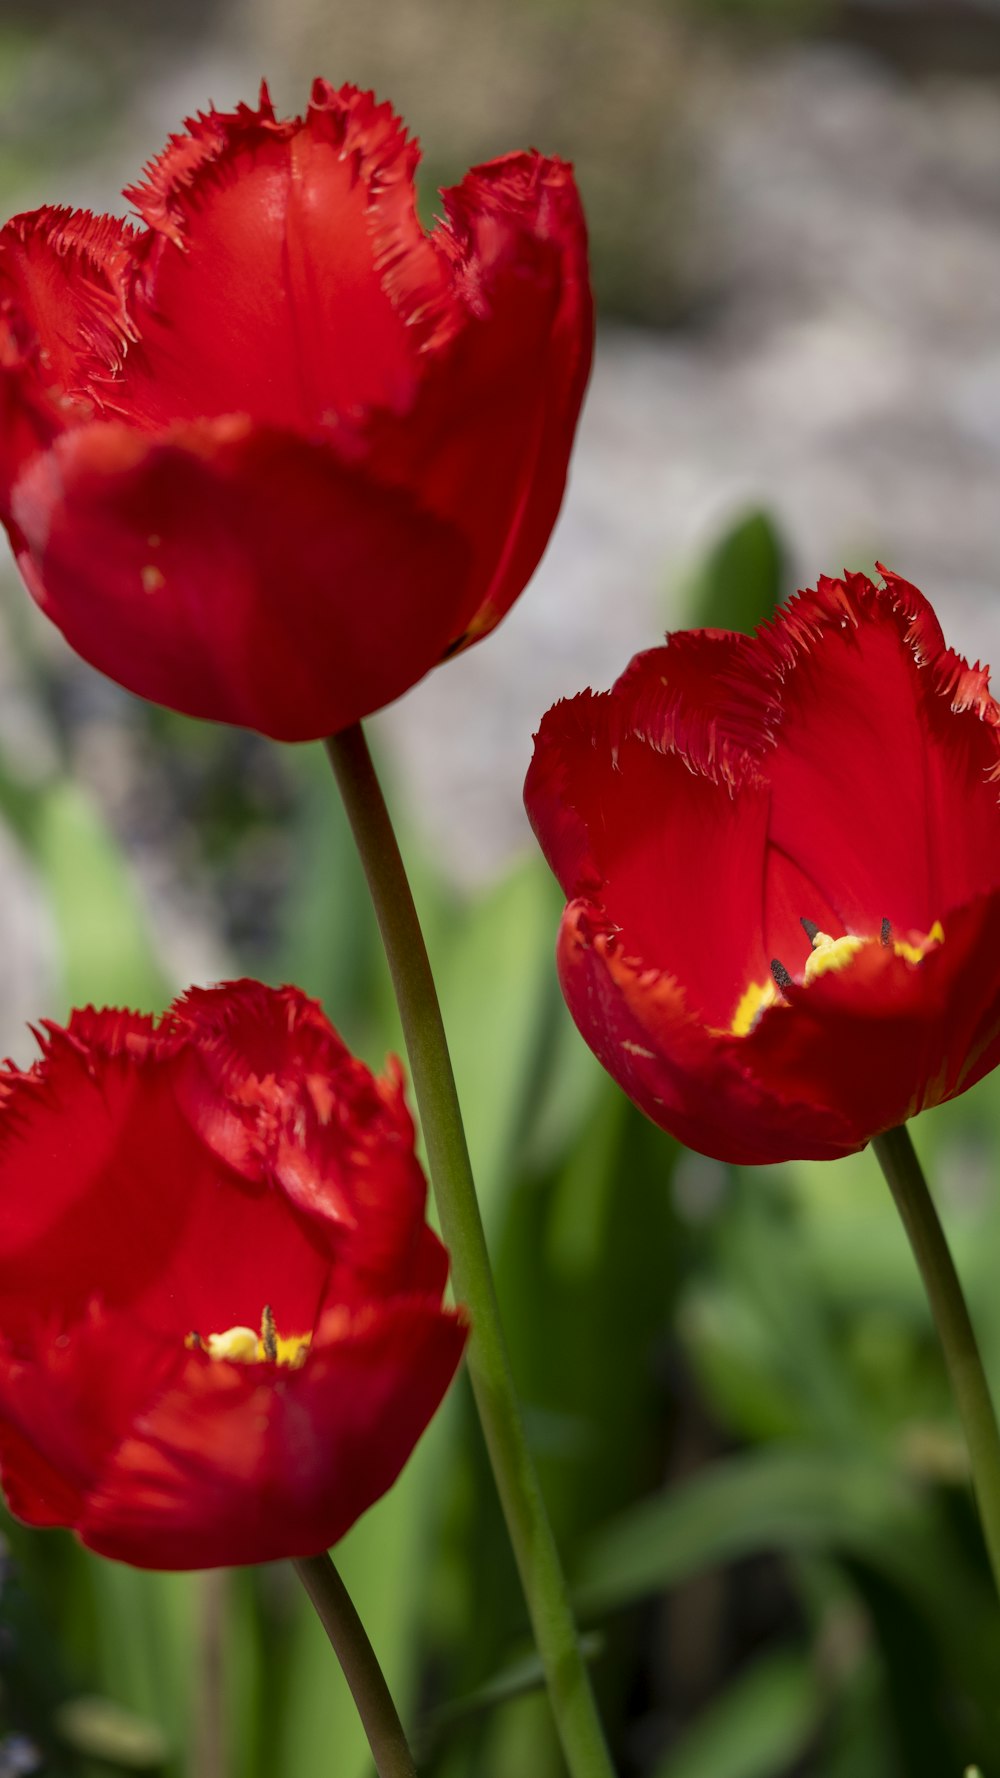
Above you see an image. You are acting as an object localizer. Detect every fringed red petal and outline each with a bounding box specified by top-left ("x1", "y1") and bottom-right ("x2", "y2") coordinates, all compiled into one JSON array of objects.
[
  {"x1": 12, "y1": 417, "x2": 470, "y2": 741},
  {"x1": 123, "y1": 83, "x2": 285, "y2": 244},
  {"x1": 419, "y1": 151, "x2": 593, "y2": 648},
  {"x1": 0, "y1": 206, "x2": 136, "y2": 393},
  {"x1": 78, "y1": 1297, "x2": 467, "y2": 1570},
  {"x1": 736, "y1": 889, "x2": 1000, "y2": 1140},
  {"x1": 0, "y1": 202, "x2": 138, "y2": 515},
  {"x1": 557, "y1": 901, "x2": 858, "y2": 1165},
  {"x1": 117, "y1": 81, "x2": 449, "y2": 432}
]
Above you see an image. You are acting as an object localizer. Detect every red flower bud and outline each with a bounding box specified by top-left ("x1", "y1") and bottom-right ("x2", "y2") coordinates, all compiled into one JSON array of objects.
[
  {"x1": 0, "y1": 81, "x2": 592, "y2": 740},
  {"x1": 525, "y1": 570, "x2": 1000, "y2": 1165},
  {"x1": 0, "y1": 981, "x2": 466, "y2": 1568}
]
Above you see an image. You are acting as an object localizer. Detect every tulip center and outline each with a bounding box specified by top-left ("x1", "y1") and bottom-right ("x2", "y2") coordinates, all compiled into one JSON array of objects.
[
  {"x1": 186, "y1": 1304, "x2": 310, "y2": 1369},
  {"x1": 731, "y1": 915, "x2": 945, "y2": 1035},
  {"x1": 800, "y1": 924, "x2": 866, "y2": 985}
]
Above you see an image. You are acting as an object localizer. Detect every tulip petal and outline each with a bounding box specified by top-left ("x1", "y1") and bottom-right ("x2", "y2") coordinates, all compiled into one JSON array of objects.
[
  {"x1": 117, "y1": 83, "x2": 449, "y2": 431},
  {"x1": 0, "y1": 1305, "x2": 183, "y2": 1529},
  {"x1": 79, "y1": 1298, "x2": 467, "y2": 1568},
  {"x1": 735, "y1": 888, "x2": 1000, "y2": 1143},
  {"x1": 760, "y1": 571, "x2": 1000, "y2": 940},
  {"x1": 0, "y1": 1417, "x2": 86, "y2": 1527},
  {"x1": 598, "y1": 577, "x2": 1000, "y2": 948},
  {"x1": 557, "y1": 899, "x2": 857, "y2": 1164},
  {"x1": 12, "y1": 417, "x2": 470, "y2": 741},
  {"x1": 0, "y1": 1012, "x2": 334, "y2": 1345},
  {"x1": 436, "y1": 153, "x2": 593, "y2": 644},
  {"x1": 354, "y1": 151, "x2": 592, "y2": 652},
  {"x1": 0, "y1": 209, "x2": 136, "y2": 522},
  {"x1": 0, "y1": 206, "x2": 135, "y2": 396},
  {"x1": 529, "y1": 683, "x2": 774, "y2": 1029},
  {"x1": 168, "y1": 981, "x2": 431, "y2": 1293}
]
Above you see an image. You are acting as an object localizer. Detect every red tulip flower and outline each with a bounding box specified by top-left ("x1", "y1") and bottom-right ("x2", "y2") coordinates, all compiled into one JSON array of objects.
[
  {"x1": 526, "y1": 570, "x2": 1000, "y2": 1165},
  {"x1": 0, "y1": 81, "x2": 591, "y2": 741},
  {"x1": 0, "y1": 981, "x2": 466, "y2": 1568}
]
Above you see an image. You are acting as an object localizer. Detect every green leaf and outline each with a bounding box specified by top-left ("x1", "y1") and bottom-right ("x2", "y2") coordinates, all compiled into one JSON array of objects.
[
  {"x1": 437, "y1": 859, "x2": 566, "y2": 1239},
  {"x1": 651, "y1": 1647, "x2": 821, "y2": 1778},
  {"x1": 421, "y1": 1631, "x2": 604, "y2": 1749},
  {"x1": 685, "y1": 509, "x2": 785, "y2": 634},
  {"x1": 84, "y1": 1561, "x2": 196, "y2": 1775},
  {"x1": 36, "y1": 783, "x2": 170, "y2": 1010},
  {"x1": 0, "y1": 776, "x2": 170, "y2": 1015},
  {"x1": 576, "y1": 1447, "x2": 926, "y2": 1618}
]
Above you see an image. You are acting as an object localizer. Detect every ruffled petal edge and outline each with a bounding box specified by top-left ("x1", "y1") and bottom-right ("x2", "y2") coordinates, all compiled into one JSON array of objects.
[{"x1": 609, "y1": 568, "x2": 1000, "y2": 791}]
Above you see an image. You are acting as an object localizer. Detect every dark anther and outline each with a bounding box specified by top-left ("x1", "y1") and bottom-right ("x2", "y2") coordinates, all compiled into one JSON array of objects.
[
  {"x1": 261, "y1": 1304, "x2": 278, "y2": 1363},
  {"x1": 770, "y1": 959, "x2": 794, "y2": 992},
  {"x1": 800, "y1": 917, "x2": 820, "y2": 945},
  {"x1": 880, "y1": 916, "x2": 892, "y2": 947},
  {"x1": 188, "y1": 1330, "x2": 202, "y2": 1349}
]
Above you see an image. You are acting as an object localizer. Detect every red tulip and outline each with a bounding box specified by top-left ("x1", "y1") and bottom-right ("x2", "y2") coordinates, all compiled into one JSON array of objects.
[
  {"x1": 0, "y1": 981, "x2": 466, "y2": 1568},
  {"x1": 0, "y1": 81, "x2": 591, "y2": 741},
  {"x1": 525, "y1": 570, "x2": 1000, "y2": 1165}
]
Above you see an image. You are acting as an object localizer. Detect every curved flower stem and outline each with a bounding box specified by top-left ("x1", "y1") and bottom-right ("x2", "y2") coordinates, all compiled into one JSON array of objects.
[
  {"x1": 293, "y1": 1553, "x2": 417, "y2": 1778},
  {"x1": 324, "y1": 724, "x2": 616, "y2": 1778},
  {"x1": 873, "y1": 1124, "x2": 1000, "y2": 1596}
]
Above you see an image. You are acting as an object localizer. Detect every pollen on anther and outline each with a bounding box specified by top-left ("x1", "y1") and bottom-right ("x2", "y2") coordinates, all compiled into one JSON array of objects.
[
  {"x1": 880, "y1": 916, "x2": 892, "y2": 946},
  {"x1": 770, "y1": 959, "x2": 793, "y2": 992},
  {"x1": 800, "y1": 917, "x2": 820, "y2": 946}
]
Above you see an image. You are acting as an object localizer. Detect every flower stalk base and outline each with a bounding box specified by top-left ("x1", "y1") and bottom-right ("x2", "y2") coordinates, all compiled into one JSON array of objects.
[
  {"x1": 325, "y1": 723, "x2": 615, "y2": 1778},
  {"x1": 873, "y1": 1123, "x2": 1000, "y2": 1599},
  {"x1": 293, "y1": 1553, "x2": 417, "y2": 1778}
]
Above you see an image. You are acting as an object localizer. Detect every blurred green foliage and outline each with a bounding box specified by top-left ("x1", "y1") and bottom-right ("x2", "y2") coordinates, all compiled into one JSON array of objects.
[
  {"x1": 683, "y1": 508, "x2": 785, "y2": 635},
  {"x1": 2, "y1": 509, "x2": 999, "y2": 1777}
]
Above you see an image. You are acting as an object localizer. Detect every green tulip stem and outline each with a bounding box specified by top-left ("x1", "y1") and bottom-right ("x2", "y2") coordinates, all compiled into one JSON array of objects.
[
  {"x1": 293, "y1": 1553, "x2": 417, "y2": 1778},
  {"x1": 324, "y1": 723, "x2": 616, "y2": 1778},
  {"x1": 873, "y1": 1124, "x2": 1000, "y2": 1596}
]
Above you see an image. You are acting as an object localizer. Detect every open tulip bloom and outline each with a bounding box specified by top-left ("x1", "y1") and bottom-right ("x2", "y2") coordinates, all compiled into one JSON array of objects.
[
  {"x1": 0, "y1": 980, "x2": 466, "y2": 1569},
  {"x1": 0, "y1": 79, "x2": 591, "y2": 741},
  {"x1": 526, "y1": 569, "x2": 1000, "y2": 1167}
]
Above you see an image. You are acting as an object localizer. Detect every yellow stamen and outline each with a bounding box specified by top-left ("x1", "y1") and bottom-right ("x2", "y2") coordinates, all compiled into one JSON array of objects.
[
  {"x1": 198, "y1": 1324, "x2": 259, "y2": 1363},
  {"x1": 802, "y1": 930, "x2": 866, "y2": 985},
  {"x1": 893, "y1": 919, "x2": 944, "y2": 965},
  {"x1": 186, "y1": 1306, "x2": 311, "y2": 1369},
  {"x1": 268, "y1": 1329, "x2": 312, "y2": 1367},
  {"x1": 731, "y1": 977, "x2": 779, "y2": 1035},
  {"x1": 729, "y1": 916, "x2": 945, "y2": 1034}
]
